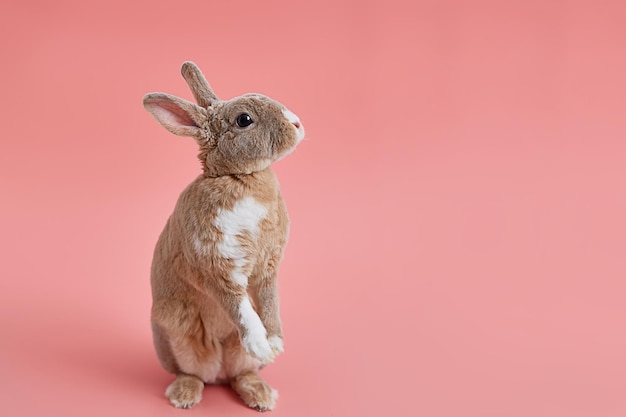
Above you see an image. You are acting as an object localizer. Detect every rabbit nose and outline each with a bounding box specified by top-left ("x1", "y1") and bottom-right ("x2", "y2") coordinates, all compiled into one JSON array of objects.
[{"x1": 292, "y1": 120, "x2": 301, "y2": 129}]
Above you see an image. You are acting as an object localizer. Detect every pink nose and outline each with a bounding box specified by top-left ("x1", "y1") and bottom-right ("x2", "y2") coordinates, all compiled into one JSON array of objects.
[{"x1": 292, "y1": 121, "x2": 301, "y2": 129}]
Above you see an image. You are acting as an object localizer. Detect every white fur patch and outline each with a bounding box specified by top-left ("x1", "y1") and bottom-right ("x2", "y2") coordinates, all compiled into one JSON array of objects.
[
  {"x1": 213, "y1": 197, "x2": 268, "y2": 286},
  {"x1": 282, "y1": 108, "x2": 299, "y2": 125},
  {"x1": 239, "y1": 297, "x2": 273, "y2": 362},
  {"x1": 282, "y1": 108, "x2": 305, "y2": 142}
]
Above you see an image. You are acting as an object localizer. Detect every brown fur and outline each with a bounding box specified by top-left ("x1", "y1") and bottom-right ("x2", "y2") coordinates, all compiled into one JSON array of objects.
[{"x1": 143, "y1": 62, "x2": 303, "y2": 411}]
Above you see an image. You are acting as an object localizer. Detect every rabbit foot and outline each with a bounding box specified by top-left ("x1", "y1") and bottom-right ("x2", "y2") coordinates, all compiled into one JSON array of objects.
[
  {"x1": 231, "y1": 371, "x2": 278, "y2": 411},
  {"x1": 165, "y1": 374, "x2": 204, "y2": 409}
]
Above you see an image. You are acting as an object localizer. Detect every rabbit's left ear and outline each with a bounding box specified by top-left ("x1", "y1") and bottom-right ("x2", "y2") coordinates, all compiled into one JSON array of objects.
[
  {"x1": 143, "y1": 92, "x2": 207, "y2": 139},
  {"x1": 181, "y1": 61, "x2": 219, "y2": 107}
]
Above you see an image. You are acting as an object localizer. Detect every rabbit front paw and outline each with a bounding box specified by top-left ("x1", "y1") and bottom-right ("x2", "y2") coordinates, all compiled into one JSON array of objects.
[
  {"x1": 243, "y1": 332, "x2": 275, "y2": 363},
  {"x1": 267, "y1": 335, "x2": 284, "y2": 355}
]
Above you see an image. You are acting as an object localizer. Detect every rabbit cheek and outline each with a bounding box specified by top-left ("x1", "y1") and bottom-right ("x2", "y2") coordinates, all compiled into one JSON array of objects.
[
  {"x1": 216, "y1": 130, "x2": 273, "y2": 174},
  {"x1": 271, "y1": 126, "x2": 299, "y2": 161},
  {"x1": 240, "y1": 132, "x2": 273, "y2": 161}
]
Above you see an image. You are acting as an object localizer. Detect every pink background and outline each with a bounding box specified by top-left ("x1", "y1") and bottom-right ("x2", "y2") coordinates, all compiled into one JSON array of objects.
[{"x1": 1, "y1": 1, "x2": 625, "y2": 416}]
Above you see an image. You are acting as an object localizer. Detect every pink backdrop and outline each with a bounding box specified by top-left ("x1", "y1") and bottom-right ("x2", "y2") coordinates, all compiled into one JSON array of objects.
[{"x1": 1, "y1": 1, "x2": 625, "y2": 416}]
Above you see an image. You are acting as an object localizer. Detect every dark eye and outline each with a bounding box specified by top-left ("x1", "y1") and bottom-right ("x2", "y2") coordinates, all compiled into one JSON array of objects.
[{"x1": 236, "y1": 113, "x2": 254, "y2": 128}]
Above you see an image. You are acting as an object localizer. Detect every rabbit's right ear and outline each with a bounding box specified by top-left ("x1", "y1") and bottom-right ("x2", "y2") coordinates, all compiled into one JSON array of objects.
[
  {"x1": 181, "y1": 61, "x2": 219, "y2": 107},
  {"x1": 143, "y1": 93, "x2": 207, "y2": 138}
]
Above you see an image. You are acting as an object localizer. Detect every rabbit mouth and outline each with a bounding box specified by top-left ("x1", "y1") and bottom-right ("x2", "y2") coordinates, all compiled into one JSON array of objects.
[{"x1": 273, "y1": 132, "x2": 302, "y2": 162}]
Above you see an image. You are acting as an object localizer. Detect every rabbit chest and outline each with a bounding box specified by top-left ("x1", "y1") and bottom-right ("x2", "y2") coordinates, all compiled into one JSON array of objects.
[{"x1": 180, "y1": 169, "x2": 289, "y2": 288}]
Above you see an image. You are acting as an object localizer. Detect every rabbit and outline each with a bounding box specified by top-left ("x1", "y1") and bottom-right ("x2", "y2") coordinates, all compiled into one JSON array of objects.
[{"x1": 142, "y1": 61, "x2": 304, "y2": 411}]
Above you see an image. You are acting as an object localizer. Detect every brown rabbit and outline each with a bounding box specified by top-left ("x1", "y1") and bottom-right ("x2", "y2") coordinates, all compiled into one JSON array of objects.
[{"x1": 143, "y1": 62, "x2": 304, "y2": 411}]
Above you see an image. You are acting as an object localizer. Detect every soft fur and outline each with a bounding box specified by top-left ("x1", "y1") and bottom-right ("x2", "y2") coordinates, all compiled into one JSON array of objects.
[{"x1": 143, "y1": 62, "x2": 304, "y2": 411}]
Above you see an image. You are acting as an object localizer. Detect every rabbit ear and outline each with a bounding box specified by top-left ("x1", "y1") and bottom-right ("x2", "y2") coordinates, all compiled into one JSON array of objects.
[
  {"x1": 181, "y1": 61, "x2": 219, "y2": 107},
  {"x1": 143, "y1": 93, "x2": 206, "y2": 138}
]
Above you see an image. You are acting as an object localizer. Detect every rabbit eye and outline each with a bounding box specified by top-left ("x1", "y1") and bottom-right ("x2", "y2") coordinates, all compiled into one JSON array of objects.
[{"x1": 236, "y1": 113, "x2": 254, "y2": 128}]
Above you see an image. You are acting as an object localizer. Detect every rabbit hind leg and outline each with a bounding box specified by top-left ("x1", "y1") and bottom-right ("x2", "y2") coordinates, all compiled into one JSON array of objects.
[
  {"x1": 152, "y1": 314, "x2": 224, "y2": 408},
  {"x1": 223, "y1": 334, "x2": 277, "y2": 411},
  {"x1": 230, "y1": 371, "x2": 278, "y2": 411}
]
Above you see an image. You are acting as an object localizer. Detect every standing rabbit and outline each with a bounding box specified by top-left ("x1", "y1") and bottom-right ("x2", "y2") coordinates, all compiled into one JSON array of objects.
[{"x1": 143, "y1": 62, "x2": 304, "y2": 411}]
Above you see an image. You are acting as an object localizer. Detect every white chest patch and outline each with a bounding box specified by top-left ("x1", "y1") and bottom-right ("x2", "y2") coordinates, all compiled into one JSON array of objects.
[{"x1": 213, "y1": 197, "x2": 268, "y2": 286}]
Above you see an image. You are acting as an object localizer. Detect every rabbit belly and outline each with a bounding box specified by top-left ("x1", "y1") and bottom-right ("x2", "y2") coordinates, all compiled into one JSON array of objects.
[
  {"x1": 151, "y1": 296, "x2": 224, "y2": 382},
  {"x1": 152, "y1": 295, "x2": 261, "y2": 384}
]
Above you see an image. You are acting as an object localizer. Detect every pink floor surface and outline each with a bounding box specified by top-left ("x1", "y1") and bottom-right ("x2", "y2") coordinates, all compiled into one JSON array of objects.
[{"x1": 1, "y1": 1, "x2": 625, "y2": 416}]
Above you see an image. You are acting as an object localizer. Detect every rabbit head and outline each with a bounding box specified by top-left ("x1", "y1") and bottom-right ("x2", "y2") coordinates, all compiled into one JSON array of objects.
[{"x1": 143, "y1": 62, "x2": 305, "y2": 177}]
